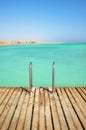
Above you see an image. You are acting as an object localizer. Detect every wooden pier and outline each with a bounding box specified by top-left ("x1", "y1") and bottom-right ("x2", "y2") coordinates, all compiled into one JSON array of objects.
[{"x1": 0, "y1": 87, "x2": 86, "y2": 130}]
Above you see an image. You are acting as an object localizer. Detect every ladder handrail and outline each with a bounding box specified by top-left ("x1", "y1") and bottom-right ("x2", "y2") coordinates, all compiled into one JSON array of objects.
[
  {"x1": 52, "y1": 62, "x2": 55, "y2": 91},
  {"x1": 29, "y1": 62, "x2": 33, "y2": 91}
]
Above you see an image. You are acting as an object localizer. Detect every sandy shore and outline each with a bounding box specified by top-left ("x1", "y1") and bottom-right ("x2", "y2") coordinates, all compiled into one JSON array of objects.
[
  {"x1": 0, "y1": 41, "x2": 37, "y2": 45},
  {"x1": 0, "y1": 41, "x2": 64, "y2": 46}
]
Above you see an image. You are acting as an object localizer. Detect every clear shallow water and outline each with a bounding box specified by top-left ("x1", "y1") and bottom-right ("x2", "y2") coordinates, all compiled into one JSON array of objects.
[{"x1": 0, "y1": 43, "x2": 86, "y2": 87}]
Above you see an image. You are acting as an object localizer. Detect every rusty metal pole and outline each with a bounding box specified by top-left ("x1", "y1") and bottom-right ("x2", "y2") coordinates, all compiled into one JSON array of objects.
[
  {"x1": 52, "y1": 62, "x2": 55, "y2": 92},
  {"x1": 29, "y1": 62, "x2": 33, "y2": 91}
]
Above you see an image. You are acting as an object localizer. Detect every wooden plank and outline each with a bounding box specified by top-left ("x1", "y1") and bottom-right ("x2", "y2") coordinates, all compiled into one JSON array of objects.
[
  {"x1": 0, "y1": 88, "x2": 5, "y2": 93},
  {"x1": 9, "y1": 90, "x2": 27, "y2": 130},
  {"x1": 57, "y1": 88, "x2": 76, "y2": 130},
  {"x1": 45, "y1": 89, "x2": 52, "y2": 130},
  {"x1": 24, "y1": 88, "x2": 35, "y2": 130},
  {"x1": 80, "y1": 87, "x2": 86, "y2": 96},
  {"x1": 49, "y1": 88, "x2": 61, "y2": 130},
  {"x1": 0, "y1": 88, "x2": 2, "y2": 94},
  {"x1": 0, "y1": 89, "x2": 18, "y2": 129},
  {"x1": 82, "y1": 87, "x2": 86, "y2": 91},
  {"x1": 0, "y1": 88, "x2": 22, "y2": 130},
  {"x1": 62, "y1": 88, "x2": 83, "y2": 130},
  {"x1": 32, "y1": 89, "x2": 39, "y2": 130},
  {"x1": 39, "y1": 88, "x2": 45, "y2": 130},
  {"x1": 0, "y1": 88, "x2": 14, "y2": 116},
  {"x1": 0, "y1": 89, "x2": 10, "y2": 105},
  {"x1": 65, "y1": 88, "x2": 86, "y2": 129},
  {"x1": 54, "y1": 88, "x2": 68, "y2": 130},
  {"x1": 0, "y1": 89, "x2": 6, "y2": 98},
  {"x1": 16, "y1": 91, "x2": 29, "y2": 130},
  {"x1": 75, "y1": 88, "x2": 86, "y2": 106},
  {"x1": 76, "y1": 88, "x2": 86, "y2": 102},
  {"x1": 69, "y1": 88, "x2": 86, "y2": 117}
]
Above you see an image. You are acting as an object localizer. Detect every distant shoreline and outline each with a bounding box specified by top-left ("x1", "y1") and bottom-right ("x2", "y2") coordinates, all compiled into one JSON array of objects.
[
  {"x1": 0, "y1": 41, "x2": 37, "y2": 45},
  {"x1": 0, "y1": 41, "x2": 86, "y2": 46},
  {"x1": 0, "y1": 41, "x2": 64, "y2": 46}
]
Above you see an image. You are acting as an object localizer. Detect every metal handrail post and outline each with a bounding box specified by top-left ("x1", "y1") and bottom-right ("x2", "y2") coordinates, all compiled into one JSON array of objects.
[
  {"x1": 29, "y1": 62, "x2": 33, "y2": 91},
  {"x1": 52, "y1": 62, "x2": 55, "y2": 92}
]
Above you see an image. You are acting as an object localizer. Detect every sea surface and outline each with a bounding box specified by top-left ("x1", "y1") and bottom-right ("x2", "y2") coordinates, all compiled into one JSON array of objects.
[{"x1": 0, "y1": 43, "x2": 86, "y2": 87}]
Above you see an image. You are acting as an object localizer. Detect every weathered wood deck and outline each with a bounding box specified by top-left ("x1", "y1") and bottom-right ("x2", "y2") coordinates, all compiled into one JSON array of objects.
[{"x1": 0, "y1": 87, "x2": 86, "y2": 130}]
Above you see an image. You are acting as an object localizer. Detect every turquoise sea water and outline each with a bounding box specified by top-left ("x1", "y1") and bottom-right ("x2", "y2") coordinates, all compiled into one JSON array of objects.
[{"x1": 0, "y1": 43, "x2": 86, "y2": 87}]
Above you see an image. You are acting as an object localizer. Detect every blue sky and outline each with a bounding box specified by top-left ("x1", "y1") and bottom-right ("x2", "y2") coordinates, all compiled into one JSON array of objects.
[{"x1": 0, "y1": 0, "x2": 86, "y2": 42}]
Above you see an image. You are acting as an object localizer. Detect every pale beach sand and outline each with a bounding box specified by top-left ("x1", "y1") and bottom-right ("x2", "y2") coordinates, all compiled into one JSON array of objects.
[{"x1": 0, "y1": 41, "x2": 64, "y2": 46}]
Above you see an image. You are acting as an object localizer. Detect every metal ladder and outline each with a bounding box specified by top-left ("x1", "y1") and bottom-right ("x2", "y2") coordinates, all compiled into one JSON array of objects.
[{"x1": 29, "y1": 61, "x2": 55, "y2": 93}]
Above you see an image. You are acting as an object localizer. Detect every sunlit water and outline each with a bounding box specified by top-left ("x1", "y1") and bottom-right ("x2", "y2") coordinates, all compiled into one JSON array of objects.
[{"x1": 0, "y1": 43, "x2": 86, "y2": 87}]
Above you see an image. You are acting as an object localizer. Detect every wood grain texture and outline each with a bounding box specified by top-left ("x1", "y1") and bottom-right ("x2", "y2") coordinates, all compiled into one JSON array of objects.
[{"x1": 0, "y1": 87, "x2": 86, "y2": 130}]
